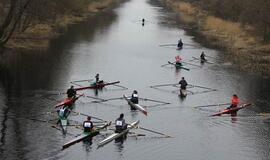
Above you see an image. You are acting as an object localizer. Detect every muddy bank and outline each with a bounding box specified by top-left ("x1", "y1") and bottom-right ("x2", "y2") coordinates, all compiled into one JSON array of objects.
[
  {"x1": 160, "y1": 0, "x2": 270, "y2": 76},
  {"x1": 5, "y1": 0, "x2": 124, "y2": 51}
]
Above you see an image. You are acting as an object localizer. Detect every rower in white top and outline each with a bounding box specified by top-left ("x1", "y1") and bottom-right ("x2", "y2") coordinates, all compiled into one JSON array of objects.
[
  {"x1": 115, "y1": 113, "x2": 127, "y2": 133},
  {"x1": 83, "y1": 116, "x2": 94, "y2": 132}
]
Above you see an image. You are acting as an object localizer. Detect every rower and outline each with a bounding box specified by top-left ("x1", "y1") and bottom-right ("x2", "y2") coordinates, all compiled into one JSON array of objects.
[
  {"x1": 227, "y1": 94, "x2": 240, "y2": 109},
  {"x1": 142, "y1": 18, "x2": 145, "y2": 23},
  {"x1": 83, "y1": 116, "x2": 94, "y2": 132},
  {"x1": 177, "y1": 39, "x2": 183, "y2": 49},
  {"x1": 200, "y1": 51, "x2": 206, "y2": 61},
  {"x1": 66, "y1": 86, "x2": 76, "y2": 99},
  {"x1": 131, "y1": 90, "x2": 139, "y2": 104},
  {"x1": 95, "y1": 73, "x2": 100, "y2": 83},
  {"x1": 130, "y1": 90, "x2": 139, "y2": 110},
  {"x1": 175, "y1": 55, "x2": 182, "y2": 66},
  {"x1": 57, "y1": 106, "x2": 70, "y2": 123},
  {"x1": 179, "y1": 77, "x2": 188, "y2": 96},
  {"x1": 115, "y1": 113, "x2": 127, "y2": 133}
]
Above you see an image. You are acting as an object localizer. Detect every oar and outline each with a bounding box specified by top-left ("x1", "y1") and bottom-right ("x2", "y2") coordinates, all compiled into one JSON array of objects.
[
  {"x1": 182, "y1": 61, "x2": 201, "y2": 67},
  {"x1": 103, "y1": 81, "x2": 128, "y2": 90},
  {"x1": 183, "y1": 43, "x2": 199, "y2": 47},
  {"x1": 92, "y1": 97, "x2": 124, "y2": 103},
  {"x1": 150, "y1": 83, "x2": 178, "y2": 88},
  {"x1": 137, "y1": 126, "x2": 172, "y2": 138},
  {"x1": 161, "y1": 63, "x2": 171, "y2": 67},
  {"x1": 71, "y1": 110, "x2": 106, "y2": 122},
  {"x1": 85, "y1": 95, "x2": 105, "y2": 101},
  {"x1": 192, "y1": 56, "x2": 214, "y2": 64},
  {"x1": 159, "y1": 44, "x2": 177, "y2": 47},
  {"x1": 140, "y1": 98, "x2": 170, "y2": 105},
  {"x1": 188, "y1": 84, "x2": 217, "y2": 91},
  {"x1": 194, "y1": 103, "x2": 230, "y2": 108},
  {"x1": 70, "y1": 79, "x2": 93, "y2": 83}
]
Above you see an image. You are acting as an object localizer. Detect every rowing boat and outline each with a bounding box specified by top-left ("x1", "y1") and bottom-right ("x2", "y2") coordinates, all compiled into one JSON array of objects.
[
  {"x1": 123, "y1": 95, "x2": 147, "y2": 116},
  {"x1": 62, "y1": 122, "x2": 111, "y2": 149},
  {"x1": 211, "y1": 103, "x2": 252, "y2": 116},
  {"x1": 74, "y1": 81, "x2": 120, "y2": 91},
  {"x1": 179, "y1": 89, "x2": 187, "y2": 97},
  {"x1": 168, "y1": 61, "x2": 190, "y2": 71},
  {"x1": 192, "y1": 56, "x2": 214, "y2": 64},
  {"x1": 97, "y1": 120, "x2": 139, "y2": 147},
  {"x1": 55, "y1": 94, "x2": 83, "y2": 108}
]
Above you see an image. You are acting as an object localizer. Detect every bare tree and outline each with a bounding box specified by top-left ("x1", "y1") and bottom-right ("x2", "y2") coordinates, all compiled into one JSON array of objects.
[{"x1": 0, "y1": 0, "x2": 32, "y2": 47}]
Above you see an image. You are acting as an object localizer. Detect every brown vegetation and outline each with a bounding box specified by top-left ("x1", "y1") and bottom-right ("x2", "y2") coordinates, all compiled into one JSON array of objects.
[
  {"x1": 0, "y1": 0, "x2": 122, "y2": 50},
  {"x1": 161, "y1": 0, "x2": 270, "y2": 76}
]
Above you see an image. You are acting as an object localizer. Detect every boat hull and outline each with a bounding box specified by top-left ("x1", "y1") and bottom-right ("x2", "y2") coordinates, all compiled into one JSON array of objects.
[
  {"x1": 168, "y1": 61, "x2": 190, "y2": 71},
  {"x1": 97, "y1": 120, "x2": 139, "y2": 147},
  {"x1": 62, "y1": 122, "x2": 110, "y2": 149},
  {"x1": 74, "y1": 81, "x2": 120, "y2": 91},
  {"x1": 211, "y1": 103, "x2": 252, "y2": 116},
  {"x1": 123, "y1": 95, "x2": 147, "y2": 116}
]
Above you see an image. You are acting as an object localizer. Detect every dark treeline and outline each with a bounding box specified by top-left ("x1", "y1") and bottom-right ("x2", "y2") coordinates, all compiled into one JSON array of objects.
[
  {"x1": 0, "y1": 0, "x2": 91, "y2": 47},
  {"x1": 184, "y1": 0, "x2": 270, "y2": 41}
]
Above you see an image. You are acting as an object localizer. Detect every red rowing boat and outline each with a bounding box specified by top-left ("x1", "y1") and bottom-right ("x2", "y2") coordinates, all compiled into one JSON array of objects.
[
  {"x1": 55, "y1": 94, "x2": 84, "y2": 108},
  {"x1": 74, "y1": 81, "x2": 120, "y2": 91},
  {"x1": 211, "y1": 103, "x2": 252, "y2": 116}
]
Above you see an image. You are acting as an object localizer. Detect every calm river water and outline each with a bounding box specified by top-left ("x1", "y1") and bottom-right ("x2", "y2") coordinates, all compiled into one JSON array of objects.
[{"x1": 0, "y1": 0, "x2": 270, "y2": 160}]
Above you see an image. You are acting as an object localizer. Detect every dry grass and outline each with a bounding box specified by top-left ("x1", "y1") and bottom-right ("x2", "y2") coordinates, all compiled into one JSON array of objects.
[
  {"x1": 162, "y1": 0, "x2": 270, "y2": 75},
  {"x1": 203, "y1": 16, "x2": 257, "y2": 49},
  {"x1": 177, "y1": 2, "x2": 196, "y2": 15}
]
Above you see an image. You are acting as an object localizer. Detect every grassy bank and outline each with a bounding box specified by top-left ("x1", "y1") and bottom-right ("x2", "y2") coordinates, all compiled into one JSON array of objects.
[
  {"x1": 161, "y1": 0, "x2": 270, "y2": 76},
  {"x1": 6, "y1": 0, "x2": 123, "y2": 50}
]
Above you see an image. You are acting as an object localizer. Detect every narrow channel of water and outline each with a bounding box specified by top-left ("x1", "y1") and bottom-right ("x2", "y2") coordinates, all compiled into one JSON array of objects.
[{"x1": 0, "y1": 0, "x2": 270, "y2": 159}]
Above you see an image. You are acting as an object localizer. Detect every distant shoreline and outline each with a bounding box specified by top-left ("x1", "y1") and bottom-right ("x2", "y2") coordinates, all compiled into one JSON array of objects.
[{"x1": 160, "y1": 0, "x2": 270, "y2": 77}]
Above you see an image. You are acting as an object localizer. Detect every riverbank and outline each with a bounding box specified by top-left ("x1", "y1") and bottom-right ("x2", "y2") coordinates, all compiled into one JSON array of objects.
[
  {"x1": 160, "y1": 0, "x2": 270, "y2": 76},
  {"x1": 5, "y1": 0, "x2": 123, "y2": 51}
]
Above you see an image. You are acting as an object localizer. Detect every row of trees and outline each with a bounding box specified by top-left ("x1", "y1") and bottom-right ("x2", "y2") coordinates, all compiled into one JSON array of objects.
[
  {"x1": 185, "y1": 0, "x2": 270, "y2": 41},
  {"x1": 0, "y1": 0, "x2": 91, "y2": 48}
]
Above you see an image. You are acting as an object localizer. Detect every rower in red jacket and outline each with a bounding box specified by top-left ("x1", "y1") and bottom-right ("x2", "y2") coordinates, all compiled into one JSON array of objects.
[
  {"x1": 227, "y1": 94, "x2": 240, "y2": 109},
  {"x1": 175, "y1": 55, "x2": 182, "y2": 66}
]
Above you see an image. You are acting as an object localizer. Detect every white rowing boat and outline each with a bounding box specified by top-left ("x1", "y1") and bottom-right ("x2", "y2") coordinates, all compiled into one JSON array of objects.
[
  {"x1": 123, "y1": 95, "x2": 147, "y2": 116},
  {"x1": 97, "y1": 120, "x2": 140, "y2": 147},
  {"x1": 62, "y1": 122, "x2": 111, "y2": 149}
]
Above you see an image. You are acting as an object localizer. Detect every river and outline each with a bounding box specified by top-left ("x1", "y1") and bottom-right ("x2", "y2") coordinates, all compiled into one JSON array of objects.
[{"x1": 0, "y1": 0, "x2": 270, "y2": 159}]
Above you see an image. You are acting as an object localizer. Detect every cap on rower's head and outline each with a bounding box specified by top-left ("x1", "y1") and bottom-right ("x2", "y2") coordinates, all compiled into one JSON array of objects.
[
  {"x1": 233, "y1": 94, "x2": 238, "y2": 98},
  {"x1": 120, "y1": 113, "x2": 124, "y2": 118},
  {"x1": 87, "y1": 116, "x2": 91, "y2": 120},
  {"x1": 182, "y1": 77, "x2": 185, "y2": 79},
  {"x1": 133, "y1": 90, "x2": 138, "y2": 94}
]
